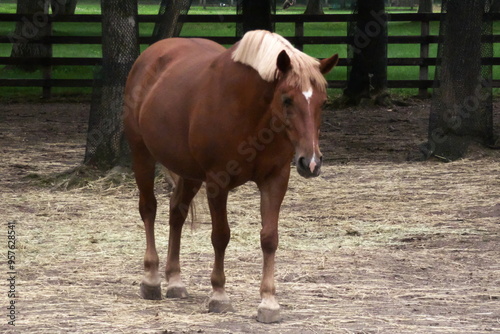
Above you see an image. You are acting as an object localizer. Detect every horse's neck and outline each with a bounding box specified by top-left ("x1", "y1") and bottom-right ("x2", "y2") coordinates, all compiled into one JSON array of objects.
[{"x1": 217, "y1": 51, "x2": 277, "y2": 118}]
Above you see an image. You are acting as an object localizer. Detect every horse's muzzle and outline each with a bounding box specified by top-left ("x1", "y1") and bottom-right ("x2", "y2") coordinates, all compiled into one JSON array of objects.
[{"x1": 296, "y1": 155, "x2": 322, "y2": 178}]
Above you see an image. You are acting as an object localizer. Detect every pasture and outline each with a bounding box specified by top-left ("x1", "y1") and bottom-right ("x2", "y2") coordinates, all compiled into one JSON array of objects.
[
  {"x1": 1, "y1": 100, "x2": 499, "y2": 333},
  {"x1": 2, "y1": 2, "x2": 500, "y2": 100},
  {"x1": 0, "y1": 3, "x2": 473, "y2": 100}
]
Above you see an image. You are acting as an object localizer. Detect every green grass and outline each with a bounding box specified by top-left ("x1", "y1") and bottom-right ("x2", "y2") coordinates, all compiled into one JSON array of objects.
[{"x1": 1, "y1": 3, "x2": 499, "y2": 100}]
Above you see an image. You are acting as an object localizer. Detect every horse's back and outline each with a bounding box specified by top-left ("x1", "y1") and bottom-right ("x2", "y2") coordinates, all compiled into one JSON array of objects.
[
  {"x1": 136, "y1": 37, "x2": 224, "y2": 72},
  {"x1": 125, "y1": 37, "x2": 225, "y2": 111}
]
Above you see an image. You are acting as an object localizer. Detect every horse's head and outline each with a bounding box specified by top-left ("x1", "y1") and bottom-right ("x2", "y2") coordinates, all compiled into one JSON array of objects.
[{"x1": 272, "y1": 51, "x2": 338, "y2": 178}]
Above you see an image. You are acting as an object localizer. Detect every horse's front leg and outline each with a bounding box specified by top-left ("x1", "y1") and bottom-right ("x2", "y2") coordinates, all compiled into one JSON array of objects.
[
  {"x1": 207, "y1": 189, "x2": 234, "y2": 313},
  {"x1": 256, "y1": 169, "x2": 290, "y2": 323}
]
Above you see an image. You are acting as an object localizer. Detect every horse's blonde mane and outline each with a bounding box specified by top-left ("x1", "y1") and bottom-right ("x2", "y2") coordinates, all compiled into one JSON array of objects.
[{"x1": 231, "y1": 30, "x2": 327, "y2": 92}]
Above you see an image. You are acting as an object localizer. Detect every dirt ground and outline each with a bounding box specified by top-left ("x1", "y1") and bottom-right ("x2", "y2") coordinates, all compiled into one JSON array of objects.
[{"x1": 0, "y1": 100, "x2": 499, "y2": 334}]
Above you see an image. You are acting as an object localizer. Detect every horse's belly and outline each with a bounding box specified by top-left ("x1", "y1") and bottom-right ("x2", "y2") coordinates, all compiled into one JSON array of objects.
[
  {"x1": 157, "y1": 154, "x2": 206, "y2": 181},
  {"x1": 144, "y1": 135, "x2": 206, "y2": 181}
]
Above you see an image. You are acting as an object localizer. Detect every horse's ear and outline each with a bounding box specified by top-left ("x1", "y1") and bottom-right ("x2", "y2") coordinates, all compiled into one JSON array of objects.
[
  {"x1": 277, "y1": 50, "x2": 291, "y2": 74},
  {"x1": 319, "y1": 54, "x2": 339, "y2": 75}
]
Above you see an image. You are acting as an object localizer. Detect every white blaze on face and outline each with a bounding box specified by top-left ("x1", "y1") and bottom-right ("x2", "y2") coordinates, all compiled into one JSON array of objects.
[
  {"x1": 302, "y1": 87, "x2": 318, "y2": 173},
  {"x1": 309, "y1": 153, "x2": 317, "y2": 173},
  {"x1": 302, "y1": 87, "x2": 313, "y2": 104}
]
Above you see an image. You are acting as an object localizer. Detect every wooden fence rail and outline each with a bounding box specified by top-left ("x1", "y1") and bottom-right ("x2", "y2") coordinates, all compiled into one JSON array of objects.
[{"x1": 1, "y1": 13, "x2": 500, "y2": 97}]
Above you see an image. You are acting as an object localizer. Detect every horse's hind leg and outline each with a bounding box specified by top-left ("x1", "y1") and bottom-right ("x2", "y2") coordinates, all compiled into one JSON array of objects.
[
  {"x1": 130, "y1": 141, "x2": 162, "y2": 300},
  {"x1": 165, "y1": 175, "x2": 202, "y2": 298}
]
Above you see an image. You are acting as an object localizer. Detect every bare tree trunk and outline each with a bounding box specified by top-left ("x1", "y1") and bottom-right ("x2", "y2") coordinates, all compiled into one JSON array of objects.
[
  {"x1": 238, "y1": 0, "x2": 273, "y2": 34},
  {"x1": 491, "y1": 0, "x2": 500, "y2": 12},
  {"x1": 304, "y1": 0, "x2": 324, "y2": 14},
  {"x1": 418, "y1": 0, "x2": 433, "y2": 13},
  {"x1": 9, "y1": 0, "x2": 52, "y2": 72},
  {"x1": 84, "y1": 0, "x2": 139, "y2": 169},
  {"x1": 425, "y1": 0, "x2": 495, "y2": 160},
  {"x1": 50, "y1": 0, "x2": 78, "y2": 14},
  {"x1": 343, "y1": 0, "x2": 389, "y2": 106},
  {"x1": 152, "y1": 0, "x2": 193, "y2": 43}
]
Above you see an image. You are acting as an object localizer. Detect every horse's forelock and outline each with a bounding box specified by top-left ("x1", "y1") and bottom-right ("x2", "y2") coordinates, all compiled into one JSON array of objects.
[{"x1": 231, "y1": 30, "x2": 327, "y2": 93}]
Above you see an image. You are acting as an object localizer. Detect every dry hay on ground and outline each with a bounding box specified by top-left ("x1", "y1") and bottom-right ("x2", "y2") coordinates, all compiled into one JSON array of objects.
[{"x1": 0, "y1": 102, "x2": 499, "y2": 334}]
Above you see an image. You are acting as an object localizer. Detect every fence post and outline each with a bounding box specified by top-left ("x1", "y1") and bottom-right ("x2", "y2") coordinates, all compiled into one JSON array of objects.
[
  {"x1": 295, "y1": 21, "x2": 304, "y2": 51},
  {"x1": 419, "y1": 14, "x2": 430, "y2": 97}
]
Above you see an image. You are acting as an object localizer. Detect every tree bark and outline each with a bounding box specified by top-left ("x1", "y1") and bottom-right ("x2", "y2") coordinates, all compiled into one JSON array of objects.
[
  {"x1": 50, "y1": 0, "x2": 78, "y2": 14},
  {"x1": 425, "y1": 0, "x2": 495, "y2": 160},
  {"x1": 84, "y1": 0, "x2": 139, "y2": 169},
  {"x1": 491, "y1": 0, "x2": 500, "y2": 12},
  {"x1": 418, "y1": 0, "x2": 433, "y2": 13},
  {"x1": 152, "y1": 0, "x2": 193, "y2": 43},
  {"x1": 239, "y1": 0, "x2": 273, "y2": 34},
  {"x1": 343, "y1": 0, "x2": 389, "y2": 106},
  {"x1": 9, "y1": 0, "x2": 52, "y2": 72},
  {"x1": 304, "y1": 0, "x2": 324, "y2": 15}
]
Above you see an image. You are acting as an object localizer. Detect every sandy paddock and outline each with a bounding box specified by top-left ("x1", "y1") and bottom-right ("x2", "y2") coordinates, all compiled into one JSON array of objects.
[{"x1": 0, "y1": 101, "x2": 499, "y2": 333}]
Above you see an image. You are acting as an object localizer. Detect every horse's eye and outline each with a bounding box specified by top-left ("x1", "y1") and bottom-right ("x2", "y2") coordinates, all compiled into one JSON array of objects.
[{"x1": 282, "y1": 95, "x2": 293, "y2": 107}]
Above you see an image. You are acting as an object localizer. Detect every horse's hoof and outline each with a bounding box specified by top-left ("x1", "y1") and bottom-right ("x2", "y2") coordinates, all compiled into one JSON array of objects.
[
  {"x1": 166, "y1": 286, "x2": 189, "y2": 299},
  {"x1": 257, "y1": 306, "x2": 281, "y2": 323},
  {"x1": 208, "y1": 297, "x2": 235, "y2": 313},
  {"x1": 140, "y1": 283, "x2": 162, "y2": 300}
]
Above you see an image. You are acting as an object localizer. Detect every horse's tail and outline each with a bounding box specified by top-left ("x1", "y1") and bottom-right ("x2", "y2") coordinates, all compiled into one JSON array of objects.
[{"x1": 162, "y1": 167, "x2": 198, "y2": 229}]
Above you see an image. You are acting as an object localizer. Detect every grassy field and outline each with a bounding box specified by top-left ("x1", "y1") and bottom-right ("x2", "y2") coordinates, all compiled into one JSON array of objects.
[{"x1": 0, "y1": 2, "x2": 498, "y2": 100}]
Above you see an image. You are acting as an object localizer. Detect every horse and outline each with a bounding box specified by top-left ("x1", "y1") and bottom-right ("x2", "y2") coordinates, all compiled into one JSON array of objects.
[{"x1": 123, "y1": 30, "x2": 338, "y2": 323}]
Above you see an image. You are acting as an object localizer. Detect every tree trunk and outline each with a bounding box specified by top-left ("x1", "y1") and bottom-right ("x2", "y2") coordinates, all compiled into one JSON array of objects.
[
  {"x1": 343, "y1": 0, "x2": 389, "y2": 106},
  {"x1": 152, "y1": 0, "x2": 193, "y2": 43},
  {"x1": 418, "y1": 0, "x2": 433, "y2": 13},
  {"x1": 9, "y1": 0, "x2": 52, "y2": 72},
  {"x1": 50, "y1": 0, "x2": 78, "y2": 14},
  {"x1": 491, "y1": 0, "x2": 500, "y2": 12},
  {"x1": 84, "y1": 0, "x2": 139, "y2": 169},
  {"x1": 304, "y1": 0, "x2": 324, "y2": 15},
  {"x1": 425, "y1": 0, "x2": 495, "y2": 160},
  {"x1": 238, "y1": 0, "x2": 273, "y2": 35}
]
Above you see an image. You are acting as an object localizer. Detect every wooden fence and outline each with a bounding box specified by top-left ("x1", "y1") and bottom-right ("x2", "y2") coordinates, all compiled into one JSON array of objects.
[{"x1": 1, "y1": 12, "x2": 500, "y2": 97}]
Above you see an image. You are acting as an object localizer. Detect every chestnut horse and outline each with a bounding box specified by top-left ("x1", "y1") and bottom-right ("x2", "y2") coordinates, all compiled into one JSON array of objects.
[{"x1": 124, "y1": 30, "x2": 338, "y2": 323}]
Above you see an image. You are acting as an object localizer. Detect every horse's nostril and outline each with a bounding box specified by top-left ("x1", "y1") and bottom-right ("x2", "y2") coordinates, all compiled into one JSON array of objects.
[{"x1": 298, "y1": 157, "x2": 308, "y2": 171}]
